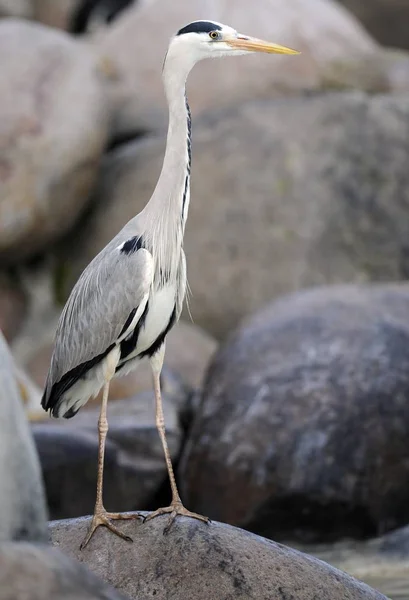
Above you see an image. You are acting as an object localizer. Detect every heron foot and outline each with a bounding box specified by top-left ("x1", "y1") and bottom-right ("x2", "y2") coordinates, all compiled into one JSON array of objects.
[
  {"x1": 144, "y1": 501, "x2": 209, "y2": 534},
  {"x1": 80, "y1": 510, "x2": 143, "y2": 550}
]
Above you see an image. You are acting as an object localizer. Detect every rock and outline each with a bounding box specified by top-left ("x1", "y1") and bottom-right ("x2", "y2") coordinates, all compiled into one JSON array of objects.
[
  {"x1": 0, "y1": 330, "x2": 48, "y2": 542},
  {"x1": 329, "y1": 47, "x2": 409, "y2": 93},
  {"x1": 10, "y1": 258, "x2": 66, "y2": 367},
  {"x1": 62, "y1": 92, "x2": 409, "y2": 338},
  {"x1": 49, "y1": 515, "x2": 386, "y2": 600},
  {"x1": 0, "y1": 274, "x2": 27, "y2": 342},
  {"x1": 0, "y1": 543, "x2": 128, "y2": 600},
  {"x1": 298, "y1": 525, "x2": 409, "y2": 599},
  {"x1": 33, "y1": 0, "x2": 82, "y2": 31},
  {"x1": 179, "y1": 284, "x2": 409, "y2": 542},
  {"x1": 33, "y1": 380, "x2": 187, "y2": 519},
  {"x1": 375, "y1": 524, "x2": 409, "y2": 557},
  {"x1": 95, "y1": 0, "x2": 377, "y2": 136},
  {"x1": 339, "y1": 0, "x2": 409, "y2": 50},
  {"x1": 14, "y1": 364, "x2": 45, "y2": 421},
  {"x1": 0, "y1": 0, "x2": 33, "y2": 18},
  {"x1": 0, "y1": 19, "x2": 110, "y2": 264},
  {"x1": 69, "y1": 0, "x2": 137, "y2": 34}
]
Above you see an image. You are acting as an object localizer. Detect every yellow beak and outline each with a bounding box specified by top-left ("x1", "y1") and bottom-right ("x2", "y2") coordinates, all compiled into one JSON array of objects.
[{"x1": 226, "y1": 35, "x2": 300, "y2": 55}]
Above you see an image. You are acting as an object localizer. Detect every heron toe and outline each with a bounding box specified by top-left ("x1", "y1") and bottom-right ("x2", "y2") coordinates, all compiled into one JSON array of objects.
[
  {"x1": 80, "y1": 510, "x2": 143, "y2": 549},
  {"x1": 144, "y1": 501, "x2": 209, "y2": 534}
]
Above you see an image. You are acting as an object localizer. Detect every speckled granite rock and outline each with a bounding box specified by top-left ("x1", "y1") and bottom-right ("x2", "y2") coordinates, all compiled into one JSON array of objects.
[
  {"x1": 0, "y1": 543, "x2": 128, "y2": 600},
  {"x1": 180, "y1": 284, "x2": 409, "y2": 542},
  {"x1": 0, "y1": 331, "x2": 47, "y2": 542},
  {"x1": 49, "y1": 514, "x2": 386, "y2": 600}
]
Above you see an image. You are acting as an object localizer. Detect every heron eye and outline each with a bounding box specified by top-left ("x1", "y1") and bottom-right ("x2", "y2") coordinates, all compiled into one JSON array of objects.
[{"x1": 209, "y1": 31, "x2": 220, "y2": 40}]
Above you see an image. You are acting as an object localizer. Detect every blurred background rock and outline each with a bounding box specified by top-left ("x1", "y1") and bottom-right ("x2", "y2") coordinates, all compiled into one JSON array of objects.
[{"x1": 1, "y1": 0, "x2": 409, "y2": 598}]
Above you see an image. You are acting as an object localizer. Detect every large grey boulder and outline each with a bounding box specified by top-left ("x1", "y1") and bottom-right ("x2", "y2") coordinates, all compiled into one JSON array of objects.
[
  {"x1": 0, "y1": 19, "x2": 110, "y2": 264},
  {"x1": 50, "y1": 515, "x2": 386, "y2": 600},
  {"x1": 0, "y1": 274, "x2": 26, "y2": 342},
  {"x1": 299, "y1": 524, "x2": 409, "y2": 599},
  {"x1": 0, "y1": 543, "x2": 128, "y2": 600},
  {"x1": 0, "y1": 331, "x2": 47, "y2": 542},
  {"x1": 180, "y1": 284, "x2": 409, "y2": 542},
  {"x1": 61, "y1": 92, "x2": 409, "y2": 338},
  {"x1": 32, "y1": 0, "x2": 81, "y2": 30},
  {"x1": 339, "y1": 0, "x2": 409, "y2": 50},
  {"x1": 0, "y1": 0, "x2": 32, "y2": 18}
]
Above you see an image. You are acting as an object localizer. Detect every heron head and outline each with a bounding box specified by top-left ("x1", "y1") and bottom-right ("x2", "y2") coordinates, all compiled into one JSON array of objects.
[{"x1": 168, "y1": 20, "x2": 299, "y2": 65}]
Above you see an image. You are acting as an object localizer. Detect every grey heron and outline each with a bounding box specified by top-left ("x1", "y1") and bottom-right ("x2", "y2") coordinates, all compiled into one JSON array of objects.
[{"x1": 41, "y1": 19, "x2": 299, "y2": 549}]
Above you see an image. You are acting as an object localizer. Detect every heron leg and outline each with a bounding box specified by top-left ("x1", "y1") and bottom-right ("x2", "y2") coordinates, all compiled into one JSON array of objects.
[
  {"x1": 80, "y1": 353, "x2": 142, "y2": 550},
  {"x1": 144, "y1": 345, "x2": 209, "y2": 533}
]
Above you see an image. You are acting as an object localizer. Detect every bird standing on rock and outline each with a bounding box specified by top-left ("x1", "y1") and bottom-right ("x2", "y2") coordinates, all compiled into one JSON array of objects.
[{"x1": 41, "y1": 19, "x2": 299, "y2": 549}]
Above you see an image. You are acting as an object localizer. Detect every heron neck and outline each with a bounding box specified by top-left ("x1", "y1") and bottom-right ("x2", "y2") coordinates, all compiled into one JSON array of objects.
[{"x1": 144, "y1": 61, "x2": 192, "y2": 237}]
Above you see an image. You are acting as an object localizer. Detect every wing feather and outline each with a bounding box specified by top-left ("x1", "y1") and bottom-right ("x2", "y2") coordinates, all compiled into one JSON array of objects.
[{"x1": 43, "y1": 245, "x2": 153, "y2": 406}]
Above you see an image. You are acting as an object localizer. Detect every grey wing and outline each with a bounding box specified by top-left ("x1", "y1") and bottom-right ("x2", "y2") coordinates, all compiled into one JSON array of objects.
[{"x1": 43, "y1": 245, "x2": 153, "y2": 404}]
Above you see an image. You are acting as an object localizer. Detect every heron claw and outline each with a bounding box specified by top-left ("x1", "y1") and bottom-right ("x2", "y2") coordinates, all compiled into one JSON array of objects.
[
  {"x1": 144, "y1": 501, "x2": 209, "y2": 534},
  {"x1": 80, "y1": 510, "x2": 143, "y2": 550}
]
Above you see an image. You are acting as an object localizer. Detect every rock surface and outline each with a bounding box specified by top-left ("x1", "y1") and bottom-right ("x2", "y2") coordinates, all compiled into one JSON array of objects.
[
  {"x1": 0, "y1": 543, "x2": 128, "y2": 600},
  {"x1": 95, "y1": 0, "x2": 377, "y2": 135},
  {"x1": 33, "y1": 0, "x2": 81, "y2": 30},
  {"x1": 180, "y1": 284, "x2": 409, "y2": 542},
  {"x1": 339, "y1": 0, "x2": 409, "y2": 50},
  {"x1": 298, "y1": 525, "x2": 409, "y2": 599},
  {"x1": 0, "y1": 274, "x2": 27, "y2": 341},
  {"x1": 14, "y1": 364, "x2": 44, "y2": 421},
  {"x1": 0, "y1": 19, "x2": 110, "y2": 264},
  {"x1": 62, "y1": 92, "x2": 409, "y2": 338},
  {"x1": 69, "y1": 0, "x2": 136, "y2": 34},
  {"x1": 0, "y1": 331, "x2": 48, "y2": 542},
  {"x1": 0, "y1": 0, "x2": 32, "y2": 18},
  {"x1": 33, "y1": 379, "x2": 187, "y2": 519},
  {"x1": 50, "y1": 514, "x2": 387, "y2": 600}
]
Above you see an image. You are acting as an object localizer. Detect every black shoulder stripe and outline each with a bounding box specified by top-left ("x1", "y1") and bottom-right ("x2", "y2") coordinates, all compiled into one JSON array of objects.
[
  {"x1": 120, "y1": 235, "x2": 145, "y2": 255},
  {"x1": 177, "y1": 21, "x2": 222, "y2": 36},
  {"x1": 119, "y1": 300, "x2": 149, "y2": 362},
  {"x1": 119, "y1": 307, "x2": 137, "y2": 338}
]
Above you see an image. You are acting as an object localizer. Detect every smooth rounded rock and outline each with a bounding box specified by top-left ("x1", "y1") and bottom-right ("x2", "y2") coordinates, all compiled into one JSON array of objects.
[
  {"x1": 0, "y1": 543, "x2": 127, "y2": 600},
  {"x1": 0, "y1": 0, "x2": 32, "y2": 18},
  {"x1": 0, "y1": 331, "x2": 48, "y2": 542},
  {"x1": 49, "y1": 514, "x2": 386, "y2": 600},
  {"x1": 0, "y1": 19, "x2": 110, "y2": 263},
  {"x1": 14, "y1": 364, "x2": 44, "y2": 421},
  {"x1": 0, "y1": 274, "x2": 27, "y2": 342},
  {"x1": 33, "y1": 0, "x2": 81, "y2": 30},
  {"x1": 300, "y1": 525, "x2": 409, "y2": 599},
  {"x1": 68, "y1": 0, "x2": 136, "y2": 34},
  {"x1": 339, "y1": 0, "x2": 409, "y2": 50},
  {"x1": 61, "y1": 92, "x2": 409, "y2": 338},
  {"x1": 180, "y1": 284, "x2": 409, "y2": 542}
]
